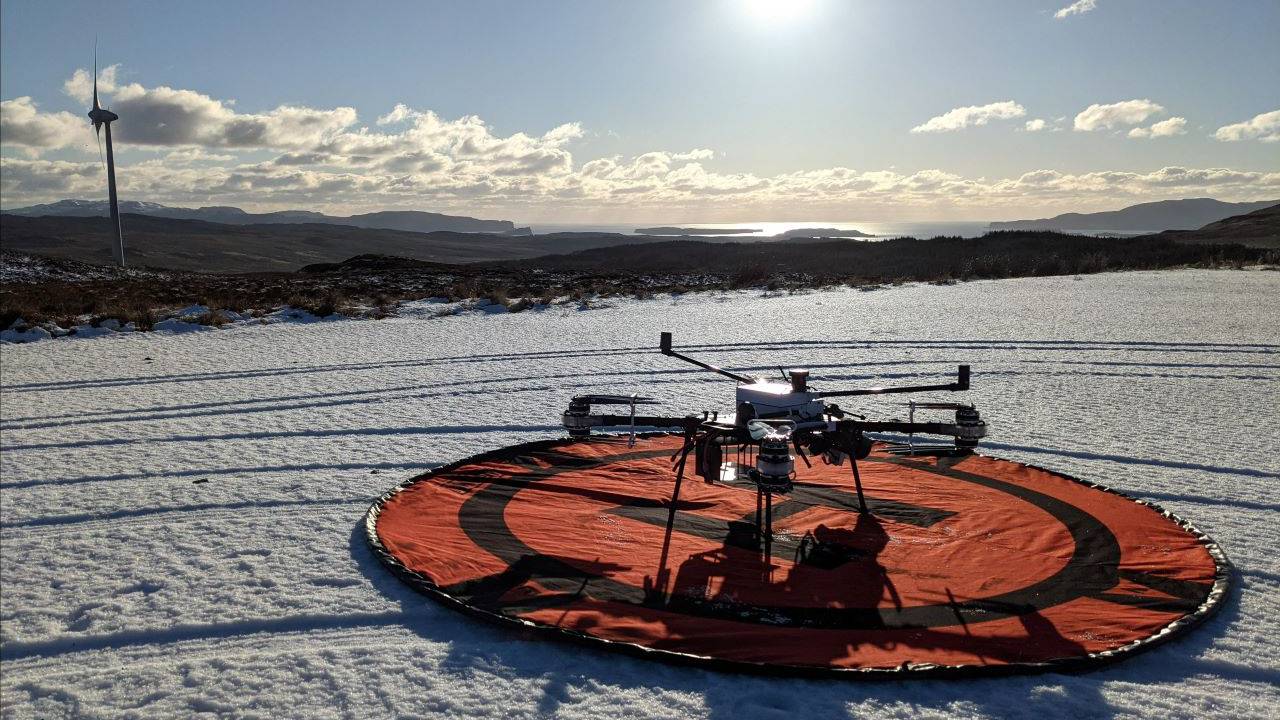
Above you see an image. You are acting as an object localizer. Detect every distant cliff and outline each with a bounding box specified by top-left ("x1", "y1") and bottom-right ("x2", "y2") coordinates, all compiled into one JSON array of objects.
[
  {"x1": 989, "y1": 198, "x2": 1278, "y2": 232},
  {"x1": 5, "y1": 199, "x2": 528, "y2": 235}
]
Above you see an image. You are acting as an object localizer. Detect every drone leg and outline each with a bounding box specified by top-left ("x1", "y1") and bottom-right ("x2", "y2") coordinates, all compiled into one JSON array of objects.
[
  {"x1": 850, "y1": 454, "x2": 869, "y2": 514},
  {"x1": 765, "y1": 493, "x2": 773, "y2": 546},
  {"x1": 673, "y1": 441, "x2": 693, "y2": 485},
  {"x1": 755, "y1": 488, "x2": 763, "y2": 545},
  {"x1": 652, "y1": 434, "x2": 694, "y2": 607},
  {"x1": 764, "y1": 492, "x2": 774, "y2": 580}
]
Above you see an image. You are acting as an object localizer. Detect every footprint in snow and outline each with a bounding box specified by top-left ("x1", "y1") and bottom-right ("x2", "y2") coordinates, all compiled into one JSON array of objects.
[{"x1": 114, "y1": 580, "x2": 165, "y2": 596}]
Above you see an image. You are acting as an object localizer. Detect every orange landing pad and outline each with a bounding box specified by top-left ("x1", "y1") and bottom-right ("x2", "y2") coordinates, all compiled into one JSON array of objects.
[{"x1": 366, "y1": 434, "x2": 1229, "y2": 677}]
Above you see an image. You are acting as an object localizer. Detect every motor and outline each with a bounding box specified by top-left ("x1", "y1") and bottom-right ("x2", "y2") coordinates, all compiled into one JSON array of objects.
[
  {"x1": 954, "y1": 406, "x2": 986, "y2": 449},
  {"x1": 751, "y1": 424, "x2": 795, "y2": 494},
  {"x1": 563, "y1": 397, "x2": 593, "y2": 438}
]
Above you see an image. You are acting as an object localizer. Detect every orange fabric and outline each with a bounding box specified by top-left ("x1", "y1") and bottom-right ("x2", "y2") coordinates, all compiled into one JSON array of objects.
[{"x1": 376, "y1": 435, "x2": 1219, "y2": 670}]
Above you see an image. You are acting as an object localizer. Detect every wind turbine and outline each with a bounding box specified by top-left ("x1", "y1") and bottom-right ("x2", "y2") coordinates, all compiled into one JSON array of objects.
[{"x1": 87, "y1": 49, "x2": 125, "y2": 267}]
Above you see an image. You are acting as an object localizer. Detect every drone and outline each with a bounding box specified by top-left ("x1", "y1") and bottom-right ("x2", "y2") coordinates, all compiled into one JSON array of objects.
[{"x1": 563, "y1": 333, "x2": 987, "y2": 544}]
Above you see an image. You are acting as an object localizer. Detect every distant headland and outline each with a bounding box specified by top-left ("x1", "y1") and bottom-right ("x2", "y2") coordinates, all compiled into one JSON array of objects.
[
  {"x1": 776, "y1": 227, "x2": 876, "y2": 238},
  {"x1": 635, "y1": 226, "x2": 761, "y2": 235}
]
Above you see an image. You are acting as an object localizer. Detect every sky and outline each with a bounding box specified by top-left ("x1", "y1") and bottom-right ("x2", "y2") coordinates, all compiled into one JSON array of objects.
[{"x1": 1, "y1": 0, "x2": 1278, "y2": 223}]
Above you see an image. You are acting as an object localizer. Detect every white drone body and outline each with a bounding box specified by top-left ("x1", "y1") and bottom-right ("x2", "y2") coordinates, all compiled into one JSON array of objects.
[{"x1": 733, "y1": 377, "x2": 825, "y2": 425}]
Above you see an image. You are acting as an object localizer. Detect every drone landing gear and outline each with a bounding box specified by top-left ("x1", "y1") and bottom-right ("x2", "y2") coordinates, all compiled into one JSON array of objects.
[
  {"x1": 646, "y1": 424, "x2": 698, "y2": 607},
  {"x1": 849, "y1": 454, "x2": 869, "y2": 515},
  {"x1": 754, "y1": 488, "x2": 774, "y2": 557}
]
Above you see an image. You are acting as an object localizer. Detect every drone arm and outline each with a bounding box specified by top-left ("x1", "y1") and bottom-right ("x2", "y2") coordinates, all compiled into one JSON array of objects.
[
  {"x1": 562, "y1": 411, "x2": 699, "y2": 437},
  {"x1": 817, "y1": 365, "x2": 970, "y2": 398},
  {"x1": 855, "y1": 418, "x2": 987, "y2": 447},
  {"x1": 660, "y1": 332, "x2": 753, "y2": 383},
  {"x1": 857, "y1": 420, "x2": 968, "y2": 434},
  {"x1": 573, "y1": 413, "x2": 694, "y2": 428}
]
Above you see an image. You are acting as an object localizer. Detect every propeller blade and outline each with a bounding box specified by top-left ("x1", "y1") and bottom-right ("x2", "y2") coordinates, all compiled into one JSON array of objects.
[
  {"x1": 901, "y1": 401, "x2": 968, "y2": 410},
  {"x1": 747, "y1": 420, "x2": 771, "y2": 440},
  {"x1": 747, "y1": 419, "x2": 794, "y2": 441},
  {"x1": 575, "y1": 394, "x2": 658, "y2": 406}
]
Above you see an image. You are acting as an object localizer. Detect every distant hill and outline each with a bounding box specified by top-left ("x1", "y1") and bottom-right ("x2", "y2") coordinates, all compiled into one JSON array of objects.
[
  {"x1": 491, "y1": 231, "x2": 1266, "y2": 278},
  {"x1": 989, "y1": 198, "x2": 1279, "y2": 232},
  {"x1": 0, "y1": 214, "x2": 743, "y2": 273},
  {"x1": 4, "y1": 199, "x2": 531, "y2": 236},
  {"x1": 1154, "y1": 203, "x2": 1280, "y2": 249}
]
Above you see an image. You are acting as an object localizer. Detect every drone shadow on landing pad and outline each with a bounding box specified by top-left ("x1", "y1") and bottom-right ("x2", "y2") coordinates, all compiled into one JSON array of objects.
[{"x1": 350, "y1": 515, "x2": 1266, "y2": 720}]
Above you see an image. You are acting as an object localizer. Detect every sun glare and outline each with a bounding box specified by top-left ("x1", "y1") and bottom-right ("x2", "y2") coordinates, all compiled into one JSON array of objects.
[{"x1": 742, "y1": 0, "x2": 816, "y2": 24}]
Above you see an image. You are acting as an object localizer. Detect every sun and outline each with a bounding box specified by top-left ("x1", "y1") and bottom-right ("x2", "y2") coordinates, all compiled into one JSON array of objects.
[{"x1": 741, "y1": 0, "x2": 816, "y2": 24}]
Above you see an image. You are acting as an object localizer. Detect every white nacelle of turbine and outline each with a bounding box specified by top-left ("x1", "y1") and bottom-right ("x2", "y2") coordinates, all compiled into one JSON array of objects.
[{"x1": 734, "y1": 380, "x2": 826, "y2": 422}]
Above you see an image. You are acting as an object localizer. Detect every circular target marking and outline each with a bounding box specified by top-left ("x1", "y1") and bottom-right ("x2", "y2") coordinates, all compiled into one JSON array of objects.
[{"x1": 367, "y1": 434, "x2": 1230, "y2": 676}]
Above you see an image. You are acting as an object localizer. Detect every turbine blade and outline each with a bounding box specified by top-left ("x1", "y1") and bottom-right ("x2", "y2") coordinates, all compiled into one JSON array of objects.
[
  {"x1": 92, "y1": 39, "x2": 101, "y2": 110},
  {"x1": 93, "y1": 124, "x2": 106, "y2": 174}
]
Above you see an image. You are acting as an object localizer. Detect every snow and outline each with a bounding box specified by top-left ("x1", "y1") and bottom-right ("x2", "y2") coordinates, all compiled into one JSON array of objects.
[
  {"x1": 263, "y1": 306, "x2": 338, "y2": 324},
  {"x1": 67, "y1": 325, "x2": 118, "y2": 339},
  {"x1": 151, "y1": 319, "x2": 213, "y2": 335},
  {"x1": 1, "y1": 268, "x2": 1278, "y2": 719},
  {"x1": 171, "y1": 304, "x2": 213, "y2": 320},
  {"x1": 0, "y1": 327, "x2": 52, "y2": 344}
]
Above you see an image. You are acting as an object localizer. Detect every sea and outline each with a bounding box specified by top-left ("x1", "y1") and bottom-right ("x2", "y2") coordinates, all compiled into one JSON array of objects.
[{"x1": 525, "y1": 220, "x2": 997, "y2": 238}]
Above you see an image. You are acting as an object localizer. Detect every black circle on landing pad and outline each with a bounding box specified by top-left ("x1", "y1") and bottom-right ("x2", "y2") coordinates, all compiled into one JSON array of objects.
[{"x1": 365, "y1": 434, "x2": 1232, "y2": 677}]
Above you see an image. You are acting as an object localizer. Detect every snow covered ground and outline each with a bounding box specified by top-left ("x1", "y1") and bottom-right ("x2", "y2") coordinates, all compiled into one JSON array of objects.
[{"x1": 1, "y1": 268, "x2": 1277, "y2": 719}]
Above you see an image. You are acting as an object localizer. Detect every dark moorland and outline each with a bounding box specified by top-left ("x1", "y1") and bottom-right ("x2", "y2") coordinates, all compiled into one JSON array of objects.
[
  {"x1": 0, "y1": 214, "x2": 748, "y2": 272},
  {"x1": 3, "y1": 210, "x2": 1275, "y2": 333}
]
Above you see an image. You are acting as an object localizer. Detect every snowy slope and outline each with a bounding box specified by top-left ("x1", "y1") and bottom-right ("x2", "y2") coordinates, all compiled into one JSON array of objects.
[{"x1": 1, "y1": 269, "x2": 1278, "y2": 719}]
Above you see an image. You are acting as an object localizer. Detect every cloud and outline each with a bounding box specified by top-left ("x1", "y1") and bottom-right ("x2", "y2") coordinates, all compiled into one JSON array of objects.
[
  {"x1": 107, "y1": 82, "x2": 359, "y2": 149},
  {"x1": 8, "y1": 150, "x2": 1275, "y2": 220},
  {"x1": 910, "y1": 101, "x2": 1026, "y2": 134},
  {"x1": 157, "y1": 148, "x2": 237, "y2": 164},
  {"x1": 63, "y1": 64, "x2": 119, "y2": 104},
  {"x1": 1127, "y1": 117, "x2": 1187, "y2": 139},
  {"x1": 1074, "y1": 99, "x2": 1164, "y2": 131},
  {"x1": 0, "y1": 97, "x2": 86, "y2": 153},
  {"x1": 4, "y1": 67, "x2": 1277, "y2": 218},
  {"x1": 376, "y1": 103, "x2": 416, "y2": 125},
  {"x1": 1213, "y1": 110, "x2": 1280, "y2": 143},
  {"x1": 1054, "y1": 0, "x2": 1097, "y2": 19},
  {"x1": 0, "y1": 158, "x2": 104, "y2": 196}
]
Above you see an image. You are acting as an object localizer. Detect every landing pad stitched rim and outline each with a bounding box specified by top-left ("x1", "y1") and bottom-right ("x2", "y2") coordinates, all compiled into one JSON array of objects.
[{"x1": 364, "y1": 433, "x2": 1232, "y2": 678}]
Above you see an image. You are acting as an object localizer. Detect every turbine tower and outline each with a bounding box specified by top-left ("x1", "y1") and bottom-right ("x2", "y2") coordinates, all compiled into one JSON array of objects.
[{"x1": 87, "y1": 52, "x2": 125, "y2": 267}]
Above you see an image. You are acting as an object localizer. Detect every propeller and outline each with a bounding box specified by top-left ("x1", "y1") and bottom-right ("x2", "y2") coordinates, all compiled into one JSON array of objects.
[
  {"x1": 575, "y1": 394, "x2": 658, "y2": 406},
  {"x1": 902, "y1": 401, "x2": 971, "y2": 410},
  {"x1": 747, "y1": 419, "x2": 792, "y2": 441}
]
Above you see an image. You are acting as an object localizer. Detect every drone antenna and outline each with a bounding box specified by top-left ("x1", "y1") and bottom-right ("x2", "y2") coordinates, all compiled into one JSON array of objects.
[{"x1": 659, "y1": 332, "x2": 753, "y2": 383}]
